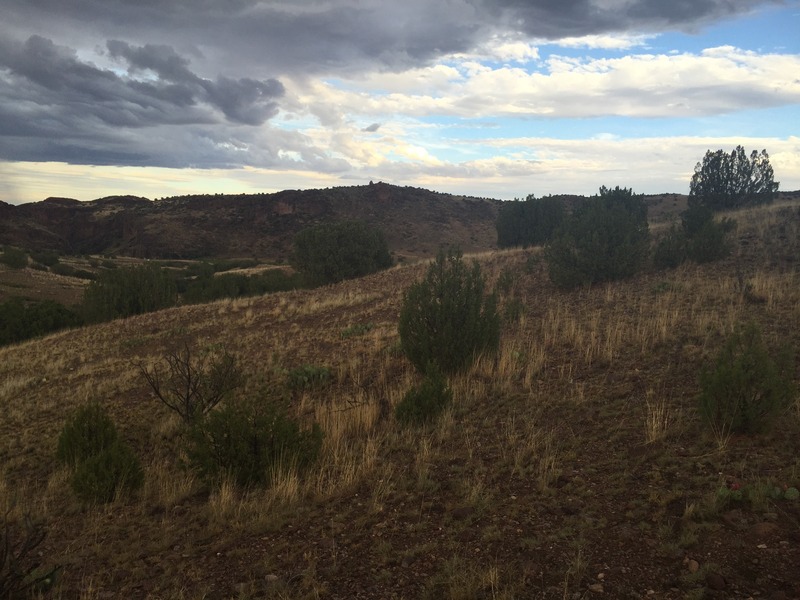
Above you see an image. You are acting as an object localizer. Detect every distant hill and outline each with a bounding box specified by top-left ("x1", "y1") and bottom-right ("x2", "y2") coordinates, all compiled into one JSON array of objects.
[
  {"x1": 4, "y1": 186, "x2": 797, "y2": 262},
  {"x1": 0, "y1": 183, "x2": 502, "y2": 262}
]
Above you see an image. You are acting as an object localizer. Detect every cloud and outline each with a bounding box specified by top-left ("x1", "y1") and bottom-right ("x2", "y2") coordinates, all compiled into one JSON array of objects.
[
  {"x1": 289, "y1": 46, "x2": 800, "y2": 125},
  {"x1": 0, "y1": 35, "x2": 286, "y2": 165},
  {"x1": 0, "y1": 0, "x2": 784, "y2": 76},
  {"x1": 547, "y1": 33, "x2": 654, "y2": 49},
  {"x1": 0, "y1": 0, "x2": 795, "y2": 198}
]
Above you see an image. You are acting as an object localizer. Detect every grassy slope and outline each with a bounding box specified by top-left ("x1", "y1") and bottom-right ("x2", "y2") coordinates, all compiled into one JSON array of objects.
[{"x1": 1, "y1": 201, "x2": 800, "y2": 599}]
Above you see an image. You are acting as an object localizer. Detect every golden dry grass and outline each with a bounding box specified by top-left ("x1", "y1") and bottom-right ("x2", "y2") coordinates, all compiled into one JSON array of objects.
[{"x1": 1, "y1": 199, "x2": 799, "y2": 598}]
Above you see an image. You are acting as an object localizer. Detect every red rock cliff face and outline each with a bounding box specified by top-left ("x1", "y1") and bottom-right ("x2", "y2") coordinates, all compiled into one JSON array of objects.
[{"x1": 0, "y1": 185, "x2": 501, "y2": 260}]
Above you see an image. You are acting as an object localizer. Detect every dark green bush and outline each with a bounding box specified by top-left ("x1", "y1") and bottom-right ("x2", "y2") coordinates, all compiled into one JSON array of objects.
[
  {"x1": 188, "y1": 398, "x2": 323, "y2": 487},
  {"x1": 545, "y1": 186, "x2": 650, "y2": 288},
  {"x1": 56, "y1": 403, "x2": 142, "y2": 503},
  {"x1": 29, "y1": 251, "x2": 59, "y2": 267},
  {"x1": 181, "y1": 269, "x2": 304, "y2": 303},
  {"x1": 496, "y1": 195, "x2": 565, "y2": 248},
  {"x1": 698, "y1": 322, "x2": 795, "y2": 435},
  {"x1": 70, "y1": 441, "x2": 144, "y2": 503},
  {"x1": 653, "y1": 204, "x2": 736, "y2": 270},
  {"x1": 685, "y1": 215, "x2": 736, "y2": 264},
  {"x1": 50, "y1": 263, "x2": 95, "y2": 279},
  {"x1": 689, "y1": 146, "x2": 778, "y2": 210},
  {"x1": 81, "y1": 264, "x2": 176, "y2": 323},
  {"x1": 291, "y1": 220, "x2": 392, "y2": 286},
  {"x1": 653, "y1": 225, "x2": 687, "y2": 269},
  {"x1": 0, "y1": 298, "x2": 82, "y2": 347},
  {"x1": 399, "y1": 248, "x2": 500, "y2": 375},
  {"x1": 0, "y1": 247, "x2": 28, "y2": 269},
  {"x1": 56, "y1": 403, "x2": 119, "y2": 468},
  {"x1": 395, "y1": 367, "x2": 453, "y2": 426}
]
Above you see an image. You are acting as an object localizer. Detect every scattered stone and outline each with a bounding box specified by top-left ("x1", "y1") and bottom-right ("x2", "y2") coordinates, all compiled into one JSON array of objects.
[
  {"x1": 596, "y1": 572, "x2": 605, "y2": 580},
  {"x1": 588, "y1": 583, "x2": 604, "y2": 594},
  {"x1": 265, "y1": 574, "x2": 279, "y2": 583},
  {"x1": 705, "y1": 572, "x2": 726, "y2": 591},
  {"x1": 687, "y1": 559, "x2": 700, "y2": 573}
]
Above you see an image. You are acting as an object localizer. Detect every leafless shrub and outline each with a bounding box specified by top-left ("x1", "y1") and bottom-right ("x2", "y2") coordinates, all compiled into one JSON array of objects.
[
  {"x1": 138, "y1": 343, "x2": 242, "y2": 425},
  {"x1": 1, "y1": 512, "x2": 59, "y2": 598}
]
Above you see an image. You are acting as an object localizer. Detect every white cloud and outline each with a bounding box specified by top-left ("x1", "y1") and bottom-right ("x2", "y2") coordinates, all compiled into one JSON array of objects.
[
  {"x1": 282, "y1": 46, "x2": 800, "y2": 124},
  {"x1": 548, "y1": 33, "x2": 654, "y2": 50}
]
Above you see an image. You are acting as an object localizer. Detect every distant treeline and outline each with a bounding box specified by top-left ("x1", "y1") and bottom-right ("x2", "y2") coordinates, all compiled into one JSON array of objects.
[
  {"x1": 0, "y1": 298, "x2": 83, "y2": 346},
  {"x1": 0, "y1": 220, "x2": 393, "y2": 345}
]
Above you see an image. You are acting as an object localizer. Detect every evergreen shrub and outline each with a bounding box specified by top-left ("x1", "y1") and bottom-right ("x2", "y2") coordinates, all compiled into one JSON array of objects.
[
  {"x1": 395, "y1": 367, "x2": 453, "y2": 426},
  {"x1": 56, "y1": 403, "x2": 143, "y2": 503},
  {"x1": 188, "y1": 398, "x2": 323, "y2": 487},
  {"x1": 70, "y1": 441, "x2": 144, "y2": 503},
  {"x1": 698, "y1": 322, "x2": 795, "y2": 435},
  {"x1": 56, "y1": 403, "x2": 119, "y2": 468},
  {"x1": 545, "y1": 186, "x2": 650, "y2": 288},
  {"x1": 399, "y1": 248, "x2": 500, "y2": 375}
]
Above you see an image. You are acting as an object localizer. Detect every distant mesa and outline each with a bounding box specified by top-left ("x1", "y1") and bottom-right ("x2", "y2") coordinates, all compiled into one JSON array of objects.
[{"x1": 0, "y1": 183, "x2": 501, "y2": 262}]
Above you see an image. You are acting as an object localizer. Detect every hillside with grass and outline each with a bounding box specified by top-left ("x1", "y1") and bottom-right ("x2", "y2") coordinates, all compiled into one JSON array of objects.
[
  {"x1": 2, "y1": 199, "x2": 800, "y2": 599},
  {"x1": 0, "y1": 184, "x2": 501, "y2": 262}
]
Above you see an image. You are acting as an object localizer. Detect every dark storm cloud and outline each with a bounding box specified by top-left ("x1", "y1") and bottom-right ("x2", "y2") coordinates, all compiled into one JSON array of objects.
[
  {"x1": 363, "y1": 123, "x2": 382, "y2": 132},
  {"x1": 0, "y1": 0, "x2": 784, "y2": 75},
  {"x1": 0, "y1": 0, "x2": 785, "y2": 171},
  {"x1": 106, "y1": 40, "x2": 198, "y2": 83},
  {"x1": 0, "y1": 34, "x2": 285, "y2": 165}
]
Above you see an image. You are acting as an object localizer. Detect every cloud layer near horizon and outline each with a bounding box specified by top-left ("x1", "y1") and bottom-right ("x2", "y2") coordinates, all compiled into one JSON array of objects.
[{"x1": 0, "y1": 0, "x2": 798, "y2": 202}]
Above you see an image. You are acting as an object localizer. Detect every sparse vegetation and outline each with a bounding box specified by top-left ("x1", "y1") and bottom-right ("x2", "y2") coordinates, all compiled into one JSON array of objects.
[
  {"x1": 1, "y1": 191, "x2": 799, "y2": 598},
  {"x1": 399, "y1": 248, "x2": 500, "y2": 374}
]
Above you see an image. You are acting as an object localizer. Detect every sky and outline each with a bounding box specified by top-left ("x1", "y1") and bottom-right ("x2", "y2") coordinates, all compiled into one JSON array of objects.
[{"x1": 0, "y1": 0, "x2": 798, "y2": 205}]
